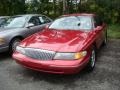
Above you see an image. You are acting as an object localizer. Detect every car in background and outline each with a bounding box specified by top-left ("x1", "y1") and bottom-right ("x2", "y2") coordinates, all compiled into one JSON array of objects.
[
  {"x1": 0, "y1": 14, "x2": 52, "y2": 53},
  {"x1": 0, "y1": 16, "x2": 9, "y2": 27},
  {"x1": 13, "y1": 13, "x2": 107, "y2": 74}
]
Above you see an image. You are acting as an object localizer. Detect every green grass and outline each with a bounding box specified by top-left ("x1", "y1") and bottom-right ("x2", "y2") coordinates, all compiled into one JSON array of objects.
[{"x1": 107, "y1": 24, "x2": 120, "y2": 39}]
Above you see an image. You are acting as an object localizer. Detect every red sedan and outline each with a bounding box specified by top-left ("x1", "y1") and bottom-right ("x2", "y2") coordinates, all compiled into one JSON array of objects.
[{"x1": 13, "y1": 13, "x2": 107, "y2": 74}]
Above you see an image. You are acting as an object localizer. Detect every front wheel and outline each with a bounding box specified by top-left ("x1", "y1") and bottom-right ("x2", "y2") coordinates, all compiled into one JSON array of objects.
[
  {"x1": 9, "y1": 38, "x2": 21, "y2": 53},
  {"x1": 87, "y1": 48, "x2": 96, "y2": 71}
]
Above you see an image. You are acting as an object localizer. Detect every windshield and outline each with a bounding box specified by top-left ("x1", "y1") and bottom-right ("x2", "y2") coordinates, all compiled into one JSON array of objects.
[
  {"x1": 2, "y1": 16, "x2": 26, "y2": 28},
  {"x1": 49, "y1": 16, "x2": 93, "y2": 30}
]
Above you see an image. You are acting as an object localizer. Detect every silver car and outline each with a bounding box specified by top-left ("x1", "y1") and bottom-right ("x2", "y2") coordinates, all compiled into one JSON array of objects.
[{"x1": 0, "y1": 14, "x2": 52, "y2": 53}]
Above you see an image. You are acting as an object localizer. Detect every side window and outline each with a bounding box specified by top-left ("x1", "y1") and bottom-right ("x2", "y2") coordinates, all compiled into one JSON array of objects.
[
  {"x1": 29, "y1": 16, "x2": 41, "y2": 26},
  {"x1": 94, "y1": 16, "x2": 103, "y2": 27},
  {"x1": 39, "y1": 16, "x2": 51, "y2": 24}
]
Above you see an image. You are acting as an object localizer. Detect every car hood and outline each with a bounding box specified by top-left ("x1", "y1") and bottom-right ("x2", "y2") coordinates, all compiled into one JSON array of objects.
[
  {"x1": 0, "y1": 27, "x2": 20, "y2": 34},
  {"x1": 20, "y1": 29, "x2": 91, "y2": 52}
]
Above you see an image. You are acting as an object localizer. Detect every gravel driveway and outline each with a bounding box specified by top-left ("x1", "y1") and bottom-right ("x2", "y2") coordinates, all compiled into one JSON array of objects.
[{"x1": 0, "y1": 39, "x2": 120, "y2": 90}]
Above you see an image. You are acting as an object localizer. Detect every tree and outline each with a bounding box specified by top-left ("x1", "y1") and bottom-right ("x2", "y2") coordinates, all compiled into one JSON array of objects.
[{"x1": 0, "y1": 0, "x2": 25, "y2": 16}]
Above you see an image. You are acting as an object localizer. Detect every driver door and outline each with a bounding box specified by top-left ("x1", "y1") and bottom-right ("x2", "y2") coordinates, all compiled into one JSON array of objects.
[
  {"x1": 26, "y1": 16, "x2": 44, "y2": 35},
  {"x1": 94, "y1": 16, "x2": 105, "y2": 48}
]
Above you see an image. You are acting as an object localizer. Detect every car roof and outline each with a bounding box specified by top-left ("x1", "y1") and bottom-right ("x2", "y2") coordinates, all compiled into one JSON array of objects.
[
  {"x1": 61, "y1": 13, "x2": 95, "y2": 17},
  {"x1": 0, "y1": 16, "x2": 9, "y2": 18},
  {"x1": 14, "y1": 14, "x2": 43, "y2": 17}
]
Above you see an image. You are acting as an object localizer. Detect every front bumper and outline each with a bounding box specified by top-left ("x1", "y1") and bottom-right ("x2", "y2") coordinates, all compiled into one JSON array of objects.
[{"x1": 13, "y1": 52, "x2": 90, "y2": 74}]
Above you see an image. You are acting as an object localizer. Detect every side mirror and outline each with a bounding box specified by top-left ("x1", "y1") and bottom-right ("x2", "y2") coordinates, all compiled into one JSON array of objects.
[
  {"x1": 95, "y1": 26, "x2": 102, "y2": 31},
  {"x1": 26, "y1": 23, "x2": 34, "y2": 28}
]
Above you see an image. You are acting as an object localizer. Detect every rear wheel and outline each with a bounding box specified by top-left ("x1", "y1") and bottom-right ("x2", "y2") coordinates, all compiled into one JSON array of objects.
[
  {"x1": 103, "y1": 30, "x2": 107, "y2": 45},
  {"x1": 87, "y1": 47, "x2": 96, "y2": 71},
  {"x1": 9, "y1": 38, "x2": 21, "y2": 53}
]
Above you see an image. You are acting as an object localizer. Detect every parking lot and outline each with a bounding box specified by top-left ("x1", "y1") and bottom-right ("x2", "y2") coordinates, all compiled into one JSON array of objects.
[{"x1": 0, "y1": 39, "x2": 120, "y2": 90}]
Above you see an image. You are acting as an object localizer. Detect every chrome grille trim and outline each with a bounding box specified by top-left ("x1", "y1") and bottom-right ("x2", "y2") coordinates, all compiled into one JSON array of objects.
[{"x1": 23, "y1": 48, "x2": 56, "y2": 60}]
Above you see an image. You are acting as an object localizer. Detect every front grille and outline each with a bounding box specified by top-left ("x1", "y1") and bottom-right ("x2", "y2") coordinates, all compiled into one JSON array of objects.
[{"x1": 23, "y1": 48, "x2": 56, "y2": 60}]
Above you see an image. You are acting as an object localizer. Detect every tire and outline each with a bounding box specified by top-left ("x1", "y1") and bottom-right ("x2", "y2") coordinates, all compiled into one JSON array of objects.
[
  {"x1": 9, "y1": 38, "x2": 21, "y2": 53},
  {"x1": 103, "y1": 30, "x2": 107, "y2": 45},
  {"x1": 87, "y1": 47, "x2": 96, "y2": 71}
]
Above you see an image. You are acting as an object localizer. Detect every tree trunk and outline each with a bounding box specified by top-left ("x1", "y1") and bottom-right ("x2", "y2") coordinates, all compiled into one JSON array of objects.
[
  {"x1": 53, "y1": 0, "x2": 56, "y2": 15},
  {"x1": 63, "y1": 0, "x2": 66, "y2": 14}
]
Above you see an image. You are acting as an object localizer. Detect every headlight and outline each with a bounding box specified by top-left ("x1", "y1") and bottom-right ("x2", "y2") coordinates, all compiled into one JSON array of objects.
[
  {"x1": 54, "y1": 51, "x2": 87, "y2": 60},
  {"x1": 0, "y1": 38, "x2": 5, "y2": 44},
  {"x1": 16, "y1": 46, "x2": 25, "y2": 54}
]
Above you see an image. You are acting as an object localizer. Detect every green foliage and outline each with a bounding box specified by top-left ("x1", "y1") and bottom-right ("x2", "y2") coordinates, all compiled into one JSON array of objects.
[
  {"x1": 0, "y1": 0, "x2": 26, "y2": 16},
  {"x1": 0, "y1": 0, "x2": 120, "y2": 24},
  {"x1": 108, "y1": 24, "x2": 120, "y2": 39},
  {"x1": 80, "y1": 0, "x2": 120, "y2": 24}
]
